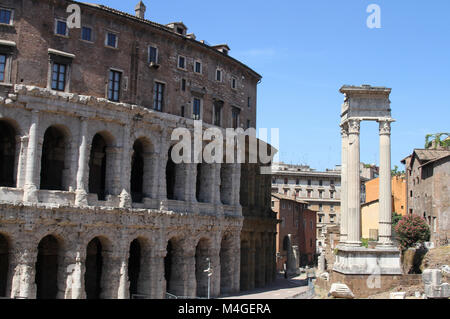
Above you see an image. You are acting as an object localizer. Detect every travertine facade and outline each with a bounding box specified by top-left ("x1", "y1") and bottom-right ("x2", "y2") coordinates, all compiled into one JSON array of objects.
[{"x1": 0, "y1": 0, "x2": 276, "y2": 299}]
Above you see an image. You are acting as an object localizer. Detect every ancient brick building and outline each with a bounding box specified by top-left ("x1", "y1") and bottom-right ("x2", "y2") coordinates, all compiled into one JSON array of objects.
[
  {"x1": 271, "y1": 194, "x2": 316, "y2": 273},
  {"x1": 0, "y1": 0, "x2": 276, "y2": 299},
  {"x1": 401, "y1": 149, "x2": 450, "y2": 247}
]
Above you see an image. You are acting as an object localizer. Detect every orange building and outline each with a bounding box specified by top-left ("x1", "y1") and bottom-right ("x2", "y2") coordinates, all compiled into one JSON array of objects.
[{"x1": 364, "y1": 176, "x2": 407, "y2": 215}]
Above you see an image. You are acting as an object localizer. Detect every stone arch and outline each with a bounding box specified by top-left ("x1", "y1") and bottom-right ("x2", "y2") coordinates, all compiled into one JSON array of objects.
[
  {"x1": 128, "y1": 236, "x2": 151, "y2": 298},
  {"x1": 35, "y1": 235, "x2": 62, "y2": 299},
  {"x1": 0, "y1": 233, "x2": 10, "y2": 297},
  {"x1": 0, "y1": 119, "x2": 18, "y2": 187},
  {"x1": 84, "y1": 236, "x2": 112, "y2": 299},
  {"x1": 164, "y1": 237, "x2": 183, "y2": 296},
  {"x1": 130, "y1": 137, "x2": 155, "y2": 203},
  {"x1": 219, "y1": 233, "x2": 234, "y2": 295},
  {"x1": 195, "y1": 237, "x2": 212, "y2": 297},
  {"x1": 88, "y1": 132, "x2": 115, "y2": 201},
  {"x1": 39, "y1": 125, "x2": 70, "y2": 191}
]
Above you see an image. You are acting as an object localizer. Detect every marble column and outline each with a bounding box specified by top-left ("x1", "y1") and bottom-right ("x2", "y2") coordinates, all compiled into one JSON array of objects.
[
  {"x1": 346, "y1": 119, "x2": 361, "y2": 246},
  {"x1": 10, "y1": 245, "x2": 37, "y2": 299},
  {"x1": 23, "y1": 110, "x2": 40, "y2": 203},
  {"x1": 378, "y1": 120, "x2": 394, "y2": 246},
  {"x1": 75, "y1": 118, "x2": 89, "y2": 206},
  {"x1": 340, "y1": 123, "x2": 349, "y2": 244}
]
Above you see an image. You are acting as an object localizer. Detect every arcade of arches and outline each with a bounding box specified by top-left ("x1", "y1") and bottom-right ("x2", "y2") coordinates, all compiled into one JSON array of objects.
[{"x1": 0, "y1": 86, "x2": 276, "y2": 299}]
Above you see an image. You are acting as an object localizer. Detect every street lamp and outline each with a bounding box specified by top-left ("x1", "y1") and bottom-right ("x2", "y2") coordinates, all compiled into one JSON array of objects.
[{"x1": 204, "y1": 257, "x2": 212, "y2": 299}]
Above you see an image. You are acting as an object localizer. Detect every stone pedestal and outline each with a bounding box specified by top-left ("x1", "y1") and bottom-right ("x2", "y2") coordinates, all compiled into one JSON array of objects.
[{"x1": 333, "y1": 245, "x2": 402, "y2": 275}]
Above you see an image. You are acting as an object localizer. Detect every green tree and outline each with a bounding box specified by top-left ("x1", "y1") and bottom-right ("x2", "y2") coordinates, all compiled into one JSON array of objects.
[{"x1": 392, "y1": 212, "x2": 402, "y2": 228}]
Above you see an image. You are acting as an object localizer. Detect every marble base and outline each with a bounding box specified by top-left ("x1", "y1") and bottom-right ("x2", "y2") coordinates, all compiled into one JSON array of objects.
[{"x1": 333, "y1": 244, "x2": 403, "y2": 275}]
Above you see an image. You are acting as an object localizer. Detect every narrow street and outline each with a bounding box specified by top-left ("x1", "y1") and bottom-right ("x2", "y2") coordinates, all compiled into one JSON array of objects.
[{"x1": 220, "y1": 274, "x2": 312, "y2": 299}]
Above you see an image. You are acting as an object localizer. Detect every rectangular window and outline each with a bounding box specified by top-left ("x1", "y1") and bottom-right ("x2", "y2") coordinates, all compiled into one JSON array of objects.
[
  {"x1": 246, "y1": 120, "x2": 251, "y2": 129},
  {"x1": 51, "y1": 63, "x2": 66, "y2": 91},
  {"x1": 195, "y1": 61, "x2": 202, "y2": 73},
  {"x1": 193, "y1": 98, "x2": 201, "y2": 120},
  {"x1": 0, "y1": 54, "x2": 6, "y2": 82},
  {"x1": 55, "y1": 19, "x2": 68, "y2": 36},
  {"x1": 81, "y1": 26, "x2": 92, "y2": 42},
  {"x1": 106, "y1": 32, "x2": 118, "y2": 48},
  {"x1": 0, "y1": 8, "x2": 12, "y2": 25},
  {"x1": 108, "y1": 70, "x2": 121, "y2": 101},
  {"x1": 181, "y1": 105, "x2": 185, "y2": 117},
  {"x1": 213, "y1": 102, "x2": 222, "y2": 126},
  {"x1": 178, "y1": 56, "x2": 186, "y2": 69},
  {"x1": 231, "y1": 77, "x2": 237, "y2": 89},
  {"x1": 308, "y1": 180, "x2": 311, "y2": 186},
  {"x1": 148, "y1": 46, "x2": 158, "y2": 64},
  {"x1": 181, "y1": 78, "x2": 186, "y2": 91},
  {"x1": 153, "y1": 82, "x2": 165, "y2": 111},
  {"x1": 216, "y1": 69, "x2": 222, "y2": 82},
  {"x1": 232, "y1": 107, "x2": 240, "y2": 129}
]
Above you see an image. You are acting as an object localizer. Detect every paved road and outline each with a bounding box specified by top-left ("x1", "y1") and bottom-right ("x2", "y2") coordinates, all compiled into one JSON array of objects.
[{"x1": 220, "y1": 274, "x2": 311, "y2": 299}]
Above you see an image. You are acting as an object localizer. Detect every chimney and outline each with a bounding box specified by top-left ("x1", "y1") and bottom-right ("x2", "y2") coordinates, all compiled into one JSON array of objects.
[{"x1": 135, "y1": 1, "x2": 146, "y2": 19}]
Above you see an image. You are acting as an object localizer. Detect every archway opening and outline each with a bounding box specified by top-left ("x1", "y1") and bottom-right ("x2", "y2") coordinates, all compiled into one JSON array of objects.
[
  {"x1": 0, "y1": 120, "x2": 16, "y2": 187},
  {"x1": 240, "y1": 240, "x2": 250, "y2": 291},
  {"x1": 89, "y1": 134, "x2": 108, "y2": 200},
  {"x1": 40, "y1": 126, "x2": 66, "y2": 190},
  {"x1": 0, "y1": 234, "x2": 9, "y2": 297},
  {"x1": 35, "y1": 235, "x2": 59, "y2": 299},
  {"x1": 166, "y1": 147, "x2": 176, "y2": 200},
  {"x1": 195, "y1": 238, "x2": 210, "y2": 297},
  {"x1": 85, "y1": 237, "x2": 104, "y2": 299},
  {"x1": 128, "y1": 239, "x2": 141, "y2": 298},
  {"x1": 131, "y1": 140, "x2": 144, "y2": 203},
  {"x1": 220, "y1": 234, "x2": 233, "y2": 295},
  {"x1": 164, "y1": 239, "x2": 173, "y2": 294}
]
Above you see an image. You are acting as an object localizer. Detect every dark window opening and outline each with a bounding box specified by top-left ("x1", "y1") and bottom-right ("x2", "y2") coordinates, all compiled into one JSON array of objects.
[
  {"x1": 81, "y1": 27, "x2": 92, "y2": 42},
  {"x1": 0, "y1": 54, "x2": 6, "y2": 82},
  {"x1": 130, "y1": 140, "x2": 144, "y2": 203},
  {"x1": 153, "y1": 82, "x2": 164, "y2": 111},
  {"x1": 51, "y1": 63, "x2": 66, "y2": 91},
  {"x1": 88, "y1": 134, "x2": 108, "y2": 201},
  {"x1": 40, "y1": 126, "x2": 66, "y2": 191},
  {"x1": 108, "y1": 70, "x2": 121, "y2": 102},
  {"x1": 0, "y1": 121, "x2": 16, "y2": 187},
  {"x1": 0, "y1": 9, "x2": 12, "y2": 25}
]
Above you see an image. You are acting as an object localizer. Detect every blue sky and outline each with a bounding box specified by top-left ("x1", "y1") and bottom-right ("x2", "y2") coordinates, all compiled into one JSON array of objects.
[{"x1": 90, "y1": 0, "x2": 450, "y2": 171}]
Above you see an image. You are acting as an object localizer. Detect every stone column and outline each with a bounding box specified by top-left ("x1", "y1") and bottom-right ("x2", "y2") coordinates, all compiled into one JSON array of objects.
[
  {"x1": 378, "y1": 120, "x2": 394, "y2": 246},
  {"x1": 346, "y1": 119, "x2": 361, "y2": 246},
  {"x1": 340, "y1": 123, "x2": 349, "y2": 244},
  {"x1": 120, "y1": 125, "x2": 132, "y2": 207},
  {"x1": 75, "y1": 118, "x2": 89, "y2": 206},
  {"x1": 148, "y1": 249, "x2": 166, "y2": 299},
  {"x1": 23, "y1": 110, "x2": 40, "y2": 203},
  {"x1": 10, "y1": 245, "x2": 37, "y2": 299},
  {"x1": 210, "y1": 248, "x2": 221, "y2": 298},
  {"x1": 63, "y1": 250, "x2": 86, "y2": 299},
  {"x1": 16, "y1": 136, "x2": 28, "y2": 188}
]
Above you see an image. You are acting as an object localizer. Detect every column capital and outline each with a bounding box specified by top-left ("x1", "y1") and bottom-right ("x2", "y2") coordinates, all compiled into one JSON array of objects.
[
  {"x1": 378, "y1": 120, "x2": 391, "y2": 135},
  {"x1": 340, "y1": 123, "x2": 349, "y2": 136},
  {"x1": 347, "y1": 119, "x2": 360, "y2": 134}
]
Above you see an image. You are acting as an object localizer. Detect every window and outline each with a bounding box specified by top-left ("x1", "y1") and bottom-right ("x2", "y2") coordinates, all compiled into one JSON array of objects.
[
  {"x1": 330, "y1": 215, "x2": 335, "y2": 223},
  {"x1": 410, "y1": 191, "x2": 413, "y2": 198},
  {"x1": 318, "y1": 215, "x2": 323, "y2": 223},
  {"x1": 108, "y1": 70, "x2": 121, "y2": 101},
  {"x1": 330, "y1": 205, "x2": 334, "y2": 212},
  {"x1": 178, "y1": 56, "x2": 186, "y2": 69},
  {"x1": 246, "y1": 120, "x2": 251, "y2": 129},
  {"x1": 51, "y1": 63, "x2": 67, "y2": 91},
  {"x1": 319, "y1": 204, "x2": 323, "y2": 211},
  {"x1": 181, "y1": 78, "x2": 186, "y2": 91},
  {"x1": 284, "y1": 178, "x2": 288, "y2": 185},
  {"x1": 296, "y1": 179, "x2": 300, "y2": 185},
  {"x1": 176, "y1": 27, "x2": 184, "y2": 35},
  {"x1": 216, "y1": 69, "x2": 222, "y2": 82},
  {"x1": 194, "y1": 61, "x2": 202, "y2": 74},
  {"x1": 213, "y1": 101, "x2": 222, "y2": 126},
  {"x1": 0, "y1": 8, "x2": 12, "y2": 25},
  {"x1": 307, "y1": 180, "x2": 311, "y2": 186},
  {"x1": 0, "y1": 54, "x2": 6, "y2": 82},
  {"x1": 81, "y1": 27, "x2": 93, "y2": 42},
  {"x1": 232, "y1": 107, "x2": 240, "y2": 129},
  {"x1": 55, "y1": 19, "x2": 68, "y2": 36},
  {"x1": 193, "y1": 98, "x2": 201, "y2": 120},
  {"x1": 106, "y1": 32, "x2": 118, "y2": 48},
  {"x1": 248, "y1": 97, "x2": 251, "y2": 108},
  {"x1": 148, "y1": 46, "x2": 158, "y2": 64},
  {"x1": 181, "y1": 105, "x2": 185, "y2": 117},
  {"x1": 319, "y1": 180, "x2": 323, "y2": 186},
  {"x1": 231, "y1": 77, "x2": 237, "y2": 89},
  {"x1": 153, "y1": 82, "x2": 165, "y2": 111}
]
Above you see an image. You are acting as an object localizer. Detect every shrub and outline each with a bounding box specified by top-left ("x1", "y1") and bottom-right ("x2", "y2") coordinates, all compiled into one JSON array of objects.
[
  {"x1": 361, "y1": 238, "x2": 369, "y2": 248},
  {"x1": 395, "y1": 214, "x2": 430, "y2": 250}
]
